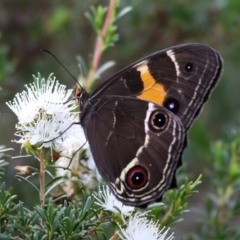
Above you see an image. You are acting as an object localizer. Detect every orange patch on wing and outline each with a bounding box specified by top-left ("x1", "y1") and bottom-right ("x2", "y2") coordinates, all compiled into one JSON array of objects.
[
  {"x1": 137, "y1": 64, "x2": 166, "y2": 106},
  {"x1": 74, "y1": 86, "x2": 81, "y2": 104},
  {"x1": 74, "y1": 86, "x2": 81, "y2": 96}
]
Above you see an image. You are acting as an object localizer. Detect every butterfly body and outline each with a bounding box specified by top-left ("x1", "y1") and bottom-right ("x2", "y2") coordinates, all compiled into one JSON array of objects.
[{"x1": 78, "y1": 43, "x2": 223, "y2": 207}]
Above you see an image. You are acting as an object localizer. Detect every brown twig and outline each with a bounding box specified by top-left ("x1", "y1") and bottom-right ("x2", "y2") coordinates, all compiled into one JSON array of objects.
[
  {"x1": 39, "y1": 148, "x2": 45, "y2": 209},
  {"x1": 86, "y1": 0, "x2": 116, "y2": 90},
  {"x1": 109, "y1": 231, "x2": 119, "y2": 240}
]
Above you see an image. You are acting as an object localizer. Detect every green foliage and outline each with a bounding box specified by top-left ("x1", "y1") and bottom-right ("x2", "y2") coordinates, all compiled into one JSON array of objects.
[
  {"x1": 0, "y1": 183, "x2": 17, "y2": 228},
  {"x1": 0, "y1": 196, "x2": 97, "y2": 239},
  {"x1": 46, "y1": 7, "x2": 71, "y2": 33},
  {"x1": 195, "y1": 135, "x2": 240, "y2": 239},
  {"x1": 0, "y1": 35, "x2": 16, "y2": 89},
  {"x1": 155, "y1": 175, "x2": 202, "y2": 227},
  {"x1": 0, "y1": 147, "x2": 13, "y2": 179},
  {"x1": 85, "y1": 6, "x2": 108, "y2": 35}
]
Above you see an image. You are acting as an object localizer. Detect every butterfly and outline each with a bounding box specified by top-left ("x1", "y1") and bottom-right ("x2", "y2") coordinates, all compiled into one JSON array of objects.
[{"x1": 76, "y1": 43, "x2": 223, "y2": 207}]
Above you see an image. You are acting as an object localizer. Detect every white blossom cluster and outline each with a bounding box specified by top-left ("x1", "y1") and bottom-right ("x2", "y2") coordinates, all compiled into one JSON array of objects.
[{"x1": 94, "y1": 186, "x2": 174, "y2": 240}]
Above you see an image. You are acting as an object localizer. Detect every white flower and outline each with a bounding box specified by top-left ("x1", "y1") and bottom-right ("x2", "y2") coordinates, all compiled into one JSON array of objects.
[
  {"x1": 55, "y1": 126, "x2": 86, "y2": 172},
  {"x1": 93, "y1": 185, "x2": 134, "y2": 216},
  {"x1": 55, "y1": 120, "x2": 87, "y2": 159},
  {"x1": 54, "y1": 124, "x2": 102, "y2": 193},
  {"x1": 80, "y1": 151, "x2": 102, "y2": 182},
  {"x1": 7, "y1": 74, "x2": 100, "y2": 193},
  {"x1": 119, "y1": 212, "x2": 174, "y2": 240},
  {"x1": 6, "y1": 75, "x2": 79, "y2": 150},
  {"x1": 7, "y1": 76, "x2": 75, "y2": 124}
]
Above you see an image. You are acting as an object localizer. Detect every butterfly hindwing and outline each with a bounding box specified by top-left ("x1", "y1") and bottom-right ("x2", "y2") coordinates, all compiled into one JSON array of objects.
[{"x1": 81, "y1": 97, "x2": 186, "y2": 206}]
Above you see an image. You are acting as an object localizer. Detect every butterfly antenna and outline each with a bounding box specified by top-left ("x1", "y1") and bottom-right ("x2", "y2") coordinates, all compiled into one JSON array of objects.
[{"x1": 41, "y1": 49, "x2": 83, "y2": 90}]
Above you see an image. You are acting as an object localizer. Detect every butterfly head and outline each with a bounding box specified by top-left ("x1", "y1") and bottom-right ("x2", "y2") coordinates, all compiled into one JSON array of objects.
[{"x1": 74, "y1": 86, "x2": 83, "y2": 102}]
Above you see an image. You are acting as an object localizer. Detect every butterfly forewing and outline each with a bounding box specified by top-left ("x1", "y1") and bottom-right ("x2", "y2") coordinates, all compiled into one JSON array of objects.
[
  {"x1": 91, "y1": 43, "x2": 223, "y2": 130},
  {"x1": 81, "y1": 97, "x2": 186, "y2": 206}
]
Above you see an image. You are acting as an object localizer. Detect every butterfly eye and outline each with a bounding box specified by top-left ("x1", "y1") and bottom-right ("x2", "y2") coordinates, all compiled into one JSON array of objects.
[
  {"x1": 126, "y1": 166, "x2": 148, "y2": 190},
  {"x1": 163, "y1": 97, "x2": 180, "y2": 114},
  {"x1": 185, "y1": 63, "x2": 193, "y2": 72},
  {"x1": 149, "y1": 111, "x2": 168, "y2": 131}
]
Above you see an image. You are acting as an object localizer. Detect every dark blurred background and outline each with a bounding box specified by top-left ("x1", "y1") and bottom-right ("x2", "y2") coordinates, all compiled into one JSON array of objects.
[{"x1": 0, "y1": 0, "x2": 240, "y2": 237}]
